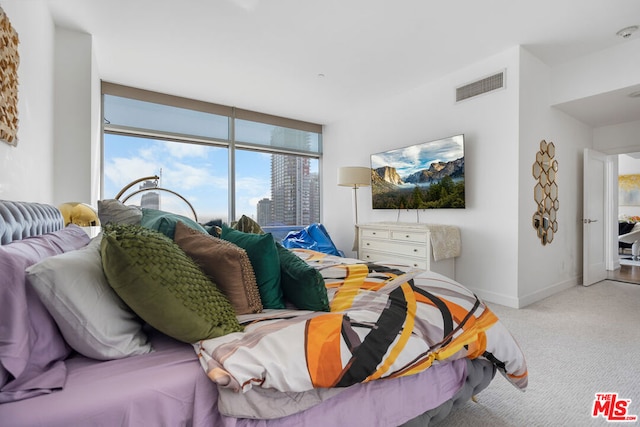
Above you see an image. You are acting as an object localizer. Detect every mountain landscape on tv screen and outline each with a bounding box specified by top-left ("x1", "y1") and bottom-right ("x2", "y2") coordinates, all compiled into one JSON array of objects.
[{"x1": 370, "y1": 136, "x2": 465, "y2": 209}]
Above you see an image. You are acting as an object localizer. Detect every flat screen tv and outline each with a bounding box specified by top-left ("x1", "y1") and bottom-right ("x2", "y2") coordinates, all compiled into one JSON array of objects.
[{"x1": 370, "y1": 134, "x2": 465, "y2": 209}]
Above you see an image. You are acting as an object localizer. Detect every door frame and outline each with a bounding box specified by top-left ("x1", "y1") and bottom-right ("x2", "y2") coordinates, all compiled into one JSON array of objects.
[
  {"x1": 605, "y1": 154, "x2": 618, "y2": 272},
  {"x1": 583, "y1": 149, "x2": 613, "y2": 286},
  {"x1": 599, "y1": 152, "x2": 622, "y2": 275}
]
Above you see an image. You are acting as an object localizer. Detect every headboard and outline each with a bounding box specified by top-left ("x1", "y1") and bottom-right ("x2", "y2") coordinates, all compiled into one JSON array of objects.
[{"x1": 0, "y1": 200, "x2": 64, "y2": 245}]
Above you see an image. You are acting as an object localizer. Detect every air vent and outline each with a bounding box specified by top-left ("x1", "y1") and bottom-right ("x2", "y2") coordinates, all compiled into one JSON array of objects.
[{"x1": 456, "y1": 71, "x2": 505, "y2": 102}]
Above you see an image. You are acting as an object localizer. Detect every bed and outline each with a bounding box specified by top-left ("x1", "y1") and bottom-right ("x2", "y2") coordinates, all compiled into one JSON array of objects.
[{"x1": 0, "y1": 199, "x2": 527, "y2": 426}]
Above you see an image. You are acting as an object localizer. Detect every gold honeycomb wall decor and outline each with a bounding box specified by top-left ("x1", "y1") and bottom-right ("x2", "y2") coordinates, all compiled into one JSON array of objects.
[
  {"x1": 0, "y1": 6, "x2": 20, "y2": 146},
  {"x1": 532, "y1": 140, "x2": 559, "y2": 245}
]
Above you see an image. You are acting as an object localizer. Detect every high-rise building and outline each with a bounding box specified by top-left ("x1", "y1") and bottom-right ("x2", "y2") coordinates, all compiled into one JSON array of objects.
[
  {"x1": 269, "y1": 127, "x2": 319, "y2": 226},
  {"x1": 256, "y1": 198, "x2": 272, "y2": 226},
  {"x1": 139, "y1": 180, "x2": 160, "y2": 210},
  {"x1": 308, "y1": 172, "x2": 320, "y2": 224}
]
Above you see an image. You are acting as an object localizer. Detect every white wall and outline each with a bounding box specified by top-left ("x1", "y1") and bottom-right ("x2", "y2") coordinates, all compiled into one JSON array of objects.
[
  {"x1": 550, "y1": 38, "x2": 640, "y2": 106},
  {"x1": 53, "y1": 26, "x2": 100, "y2": 207},
  {"x1": 323, "y1": 47, "x2": 524, "y2": 306},
  {"x1": 0, "y1": 1, "x2": 55, "y2": 202},
  {"x1": 324, "y1": 46, "x2": 595, "y2": 308},
  {"x1": 0, "y1": 2, "x2": 100, "y2": 207},
  {"x1": 517, "y1": 48, "x2": 592, "y2": 306},
  {"x1": 593, "y1": 120, "x2": 640, "y2": 155}
]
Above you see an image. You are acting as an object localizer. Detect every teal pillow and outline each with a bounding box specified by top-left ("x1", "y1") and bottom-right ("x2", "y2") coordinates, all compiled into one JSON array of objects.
[
  {"x1": 276, "y1": 242, "x2": 329, "y2": 311},
  {"x1": 101, "y1": 224, "x2": 243, "y2": 342},
  {"x1": 140, "y1": 208, "x2": 207, "y2": 239},
  {"x1": 220, "y1": 226, "x2": 284, "y2": 309}
]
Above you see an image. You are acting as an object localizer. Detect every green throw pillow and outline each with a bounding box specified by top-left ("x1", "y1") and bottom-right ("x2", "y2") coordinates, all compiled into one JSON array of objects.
[
  {"x1": 220, "y1": 226, "x2": 284, "y2": 309},
  {"x1": 276, "y1": 242, "x2": 329, "y2": 311},
  {"x1": 141, "y1": 208, "x2": 207, "y2": 239},
  {"x1": 101, "y1": 224, "x2": 243, "y2": 342}
]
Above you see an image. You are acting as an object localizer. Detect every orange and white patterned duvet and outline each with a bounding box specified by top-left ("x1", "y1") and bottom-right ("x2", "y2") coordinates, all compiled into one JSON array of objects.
[{"x1": 194, "y1": 250, "x2": 528, "y2": 393}]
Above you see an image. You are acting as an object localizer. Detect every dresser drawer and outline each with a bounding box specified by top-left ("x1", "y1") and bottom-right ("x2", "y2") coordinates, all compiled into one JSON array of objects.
[
  {"x1": 361, "y1": 228, "x2": 390, "y2": 239},
  {"x1": 361, "y1": 239, "x2": 427, "y2": 258},
  {"x1": 357, "y1": 223, "x2": 457, "y2": 279},
  {"x1": 390, "y1": 230, "x2": 428, "y2": 243},
  {"x1": 360, "y1": 250, "x2": 428, "y2": 269}
]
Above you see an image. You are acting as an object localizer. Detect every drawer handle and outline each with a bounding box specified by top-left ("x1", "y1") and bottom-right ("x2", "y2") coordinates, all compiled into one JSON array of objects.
[
  {"x1": 413, "y1": 249, "x2": 418, "y2": 252},
  {"x1": 372, "y1": 232, "x2": 377, "y2": 235},
  {"x1": 366, "y1": 242, "x2": 370, "y2": 246},
  {"x1": 413, "y1": 263, "x2": 418, "y2": 267},
  {"x1": 405, "y1": 235, "x2": 410, "y2": 238}
]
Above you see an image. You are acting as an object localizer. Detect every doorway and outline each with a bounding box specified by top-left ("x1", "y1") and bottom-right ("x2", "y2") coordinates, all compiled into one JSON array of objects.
[{"x1": 608, "y1": 152, "x2": 640, "y2": 285}]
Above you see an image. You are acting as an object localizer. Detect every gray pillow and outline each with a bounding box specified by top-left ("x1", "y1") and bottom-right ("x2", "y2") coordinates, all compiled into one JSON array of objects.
[
  {"x1": 98, "y1": 199, "x2": 143, "y2": 225},
  {"x1": 26, "y1": 235, "x2": 152, "y2": 360}
]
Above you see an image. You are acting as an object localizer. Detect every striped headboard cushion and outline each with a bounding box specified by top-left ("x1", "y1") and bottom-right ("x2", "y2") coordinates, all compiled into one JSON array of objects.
[{"x1": 0, "y1": 201, "x2": 64, "y2": 245}]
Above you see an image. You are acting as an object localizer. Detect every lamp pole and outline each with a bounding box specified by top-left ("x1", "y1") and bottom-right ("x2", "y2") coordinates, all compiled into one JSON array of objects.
[{"x1": 352, "y1": 185, "x2": 359, "y2": 224}]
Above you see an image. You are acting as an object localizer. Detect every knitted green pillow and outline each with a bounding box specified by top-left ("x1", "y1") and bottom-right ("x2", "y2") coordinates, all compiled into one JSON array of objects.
[{"x1": 101, "y1": 224, "x2": 243, "y2": 343}]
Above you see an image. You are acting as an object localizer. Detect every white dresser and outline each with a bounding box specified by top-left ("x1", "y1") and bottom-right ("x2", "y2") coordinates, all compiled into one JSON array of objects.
[{"x1": 357, "y1": 222, "x2": 459, "y2": 279}]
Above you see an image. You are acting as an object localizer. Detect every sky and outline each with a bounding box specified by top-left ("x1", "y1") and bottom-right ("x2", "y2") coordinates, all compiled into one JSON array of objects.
[
  {"x1": 104, "y1": 134, "x2": 274, "y2": 223},
  {"x1": 370, "y1": 134, "x2": 464, "y2": 179}
]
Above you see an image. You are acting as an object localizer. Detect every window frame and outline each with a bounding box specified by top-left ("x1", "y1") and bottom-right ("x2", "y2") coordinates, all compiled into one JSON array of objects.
[{"x1": 101, "y1": 82, "x2": 323, "y2": 225}]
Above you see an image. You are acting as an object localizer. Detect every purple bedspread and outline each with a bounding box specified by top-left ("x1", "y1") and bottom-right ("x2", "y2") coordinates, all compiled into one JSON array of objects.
[
  {"x1": 0, "y1": 225, "x2": 90, "y2": 403},
  {"x1": 0, "y1": 325, "x2": 467, "y2": 427},
  {"x1": 218, "y1": 359, "x2": 467, "y2": 427},
  {"x1": 0, "y1": 329, "x2": 219, "y2": 427}
]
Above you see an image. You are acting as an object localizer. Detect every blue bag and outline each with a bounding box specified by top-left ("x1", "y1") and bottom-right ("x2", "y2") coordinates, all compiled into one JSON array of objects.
[{"x1": 281, "y1": 223, "x2": 343, "y2": 257}]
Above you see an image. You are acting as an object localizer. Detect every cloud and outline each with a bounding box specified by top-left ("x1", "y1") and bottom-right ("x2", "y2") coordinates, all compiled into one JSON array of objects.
[
  {"x1": 104, "y1": 156, "x2": 159, "y2": 189},
  {"x1": 235, "y1": 176, "x2": 270, "y2": 216},
  {"x1": 161, "y1": 163, "x2": 217, "y2": 190},
  {"x1": 105, "y1": 139, "x2": 228, "y2": 192},
  {"x1": 236, "y1": 175, "x2": 267, "y2": 193},
  {"x1": 165, "y1": 143, "x2": 211, "y2": 159},
  {"x1": 371, "y1": 135, "x2": 464, "y2": 175}
]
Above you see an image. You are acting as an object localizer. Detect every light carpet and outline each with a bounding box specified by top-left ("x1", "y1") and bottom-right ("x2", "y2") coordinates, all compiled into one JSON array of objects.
[{"x1": 433, "y1": 280, "x2": 640, "y2": 427}]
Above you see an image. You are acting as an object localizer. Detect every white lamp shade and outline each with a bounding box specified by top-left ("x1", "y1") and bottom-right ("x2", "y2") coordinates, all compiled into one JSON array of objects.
[{"x1": 338, "y1": 166, "x2": 371, "y2": 187}]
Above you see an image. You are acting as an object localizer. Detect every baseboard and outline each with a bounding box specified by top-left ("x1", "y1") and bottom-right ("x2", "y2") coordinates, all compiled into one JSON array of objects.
[
  {"x1": 468, "y1": 288, "x2": 520, "y2": 308},
  {"x1": 516, "y1": 277, "x2": 579, "y2": 308},
  {"x1": 469, "y1": 276, "x2": 580, "y2": 309}
]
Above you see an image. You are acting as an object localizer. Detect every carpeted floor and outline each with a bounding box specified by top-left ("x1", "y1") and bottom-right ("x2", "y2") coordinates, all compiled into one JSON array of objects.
[{"x1": 433, "y1": 280, "x2": 640, "y2": 427}]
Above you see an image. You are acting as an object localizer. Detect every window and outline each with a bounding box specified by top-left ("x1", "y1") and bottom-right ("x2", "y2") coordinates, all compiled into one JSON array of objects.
[
  {"x1": 102, "y1": 83, "x2": 322, "y2": 234},
  {"x1": 235, "y1": 149, "x2": 319, "y2": 240},
  {"x1": 103, "y1": 133, "x2": 228, "y2": 224}
]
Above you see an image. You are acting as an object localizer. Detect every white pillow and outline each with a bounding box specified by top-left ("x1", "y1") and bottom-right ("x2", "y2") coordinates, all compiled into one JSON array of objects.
[{"x1": 26, "y1": 235, "x2": 152, "y2": 360}]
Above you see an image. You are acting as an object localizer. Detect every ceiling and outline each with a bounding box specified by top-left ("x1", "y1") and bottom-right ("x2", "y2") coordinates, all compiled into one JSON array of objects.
[{"x1": 46, "y1": 0, "x2": 640, "y2": 126}]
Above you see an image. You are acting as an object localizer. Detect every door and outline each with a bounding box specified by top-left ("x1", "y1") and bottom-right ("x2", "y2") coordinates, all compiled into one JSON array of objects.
[{"x1": 583, "y1": 149, "x2": 608, "y2": 286}]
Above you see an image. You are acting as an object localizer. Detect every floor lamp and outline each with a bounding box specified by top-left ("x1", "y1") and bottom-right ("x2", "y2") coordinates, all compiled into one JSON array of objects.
[{"x1": 338, "y1": 166, "x2": 371, "y2": 255}]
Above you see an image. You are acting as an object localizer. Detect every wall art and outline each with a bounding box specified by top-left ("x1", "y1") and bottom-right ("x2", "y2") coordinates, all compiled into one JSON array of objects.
[
  {"x1": 0, "y1": 6, "x2": 20, "y2": 146},
  {"x1": 618, "y1": 174, "x2": 640, "y2": 206},
  {"x1": 532, "y1": 139, "x2": 559, "y2": 245}
]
